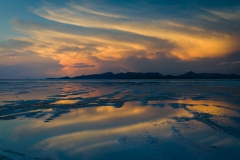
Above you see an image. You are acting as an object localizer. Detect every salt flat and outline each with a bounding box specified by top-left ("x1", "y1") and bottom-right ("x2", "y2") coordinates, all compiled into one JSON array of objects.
[{"x1": 0, "y1": 79, "x2": 240, "y2": 160}]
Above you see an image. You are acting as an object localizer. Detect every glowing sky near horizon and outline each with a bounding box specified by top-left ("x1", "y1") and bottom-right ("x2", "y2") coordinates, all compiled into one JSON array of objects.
[{"x1": 0, "y1": 0, "x2": 240, "y2": 78}]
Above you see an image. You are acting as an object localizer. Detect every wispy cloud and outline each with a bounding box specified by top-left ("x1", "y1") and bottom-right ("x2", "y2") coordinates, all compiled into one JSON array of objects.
[
  {"x1": 1, "y1": 1, "x2": 240, "y2": 77},
  {"x1": 72, "y1": 63, "x2": 96, "y2": 69},
  {"x1": 217, "y1": 61, "x2": 240, "y2": 67},
  {"x1": 69, "y1": 3, "x2": 128, "y2": 19},
  {"x1": 30, "y1": 2, "x2": 240, "y2": 61},
  {"x1": 9, "y1": 17, "x2": 178, "y2": 75},
  {"x1": 205, "y1": 7, "x2": 240, "y2": 20}
]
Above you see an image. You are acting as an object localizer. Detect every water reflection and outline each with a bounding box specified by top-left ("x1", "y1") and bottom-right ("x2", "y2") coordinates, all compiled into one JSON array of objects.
[
  {"x1": 52, "y1": 100, "x2": 80, "y2": 105},
  {"x1": 21, "y1": 102, "x2": 192, "y2": 130},
  {"x1": 187, "y1": 105, "x2": 240, "y2": 117},
  {"x1": 0, "y1": 100, "x2": 239, "y2": 159},
  {"x1": 0, "y1": 80, "x2": 240, "y2": 160},
  {"x1": 0, "y1": 102, "x2": 189, "y2": 159}
]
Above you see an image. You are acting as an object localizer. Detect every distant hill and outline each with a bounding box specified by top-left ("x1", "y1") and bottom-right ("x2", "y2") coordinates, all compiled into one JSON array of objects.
[
  {"x1": 179, "y1": 71, "x2": 240, "y2": 79},
  {"x1": 46, "y1": 71, "x2": 240, "y2": 79},
  {"x1": 73, "y1": 72, "x2": 163, "y2": 79}
]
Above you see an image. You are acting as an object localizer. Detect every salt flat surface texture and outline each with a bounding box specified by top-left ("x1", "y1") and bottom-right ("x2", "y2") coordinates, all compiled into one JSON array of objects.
[{"x1": 0, "y1": 79, "x2": 240, "y2": 160}]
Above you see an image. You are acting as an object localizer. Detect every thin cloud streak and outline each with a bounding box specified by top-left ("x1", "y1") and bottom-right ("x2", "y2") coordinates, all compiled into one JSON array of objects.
[
  {"x1": 1, "y1": 1, "x2": 240, "y2": 77},
  {"x1": 32, "y1": 2, "x2": 240, "y2": 60},
  {"x1": 9, "y1": 17, "x2": 177, "y2": 76}
]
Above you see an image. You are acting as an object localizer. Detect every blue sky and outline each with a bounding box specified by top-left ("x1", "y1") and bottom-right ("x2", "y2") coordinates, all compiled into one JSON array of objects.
[{"x1": 0, "y1": 0, "x2": 240, "y2": 78}]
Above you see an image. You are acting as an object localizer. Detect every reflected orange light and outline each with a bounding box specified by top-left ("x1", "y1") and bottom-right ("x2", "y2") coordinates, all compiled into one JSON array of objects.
[
  {"x1": 22, "y1": 101, "x2": 193, "y2": 130},
  {"x1": 52, "y1": 100, "x2": 80, "y2": 104},
  {"x1": 186, "y1": 105, "x2": 240, "y2": 117}
]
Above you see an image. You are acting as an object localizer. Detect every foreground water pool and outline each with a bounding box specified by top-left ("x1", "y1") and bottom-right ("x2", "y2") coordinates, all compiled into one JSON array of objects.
[{"x1": 0, "y1": 80, "x2": 240, "y2": 160}]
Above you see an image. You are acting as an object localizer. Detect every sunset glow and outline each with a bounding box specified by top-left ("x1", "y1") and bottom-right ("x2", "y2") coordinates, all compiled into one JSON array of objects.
[{"x1": 0, "y1": 0, "x2": 240, "y2": 78}]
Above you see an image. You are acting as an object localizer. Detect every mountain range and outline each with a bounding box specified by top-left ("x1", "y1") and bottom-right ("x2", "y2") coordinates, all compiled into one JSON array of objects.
[{"x1": 47, "y1": 71, "x2": 240, "y2": 79}]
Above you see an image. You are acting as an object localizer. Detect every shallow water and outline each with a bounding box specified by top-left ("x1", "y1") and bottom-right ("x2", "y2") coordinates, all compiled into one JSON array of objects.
[{"x1": 0, "y1": 79, "x2": 240, "y2": 160}]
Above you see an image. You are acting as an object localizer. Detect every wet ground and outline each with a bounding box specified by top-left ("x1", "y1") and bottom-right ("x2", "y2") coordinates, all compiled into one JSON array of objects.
[{"x1": 0, "y1": 79, "x2": 240, "y2": 160}]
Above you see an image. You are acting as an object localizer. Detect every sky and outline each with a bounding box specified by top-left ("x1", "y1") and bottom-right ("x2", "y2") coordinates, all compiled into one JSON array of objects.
[{"x1": 0, "y1": 0, "x2": 240, "y2": 78}]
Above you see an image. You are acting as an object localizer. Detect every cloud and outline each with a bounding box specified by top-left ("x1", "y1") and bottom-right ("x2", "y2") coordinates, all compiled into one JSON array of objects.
[
  {"x1": 217, "y1": 62, "x2": 230, "y2": 66},
  {"x1": 205, "y1": 8, "x2": 240, "y2": 20},
  {"x1": 0, "y1": 54, "x2": 62, "y2": 79},
  {"x1": 30, "y1": 2, "x2": 240, "y2": 60},
  {"x1": 232, "y1": 61, "x2": 240, "y2": 66},
  {"x1": 0, "y1": 39, "x2": 33, "y2": 57},
  {"x1": 9, "y1": 17, "x2": 178, "y2": 76},
  {"x1": 70, "y1": 3, "x2": 128, "y2": 19},
  {"x1": 0, "y1": 38, "x2": 63, "y2": 78},
  {"x1": 0, "y1": 39, "x2": 32, "y2": 49},
  {"x1": 72, "y1": 63, "x2": 96, "y2": 69},
  {"x1": 1, "y1": 0, "x2": 240, "y2": 78},
  {"x1": 217, "y1": 61, "x2": 240, "y2": 67}
]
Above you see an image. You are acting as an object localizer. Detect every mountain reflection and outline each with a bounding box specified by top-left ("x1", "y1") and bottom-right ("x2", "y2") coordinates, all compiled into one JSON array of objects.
[{"x1": 0, "y1": 80, "x2": 240, "y2": 160}]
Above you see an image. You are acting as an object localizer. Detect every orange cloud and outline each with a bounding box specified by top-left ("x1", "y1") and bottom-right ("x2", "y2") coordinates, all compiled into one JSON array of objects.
[
  {"x1": 3, "y1": 3, "x2": 239, "y2": 76},
  {"x1": 32, "y1": 3, "x2": 240, "y2": 60}
]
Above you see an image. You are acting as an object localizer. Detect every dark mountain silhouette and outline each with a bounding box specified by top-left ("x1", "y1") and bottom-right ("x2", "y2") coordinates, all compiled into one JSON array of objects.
[
  {"x1": 47, "y1": 71, "x2": 240, "y2": 79},
  {"x1": 73, "y1": 72, "x2": 163, "y2": 79},
  {"x1": 179, "y1": 71, "x2": 202, "y2": 78},
  {"x1": 59, "y1": 76, "x2": 71, "y2": 79},
  {"x1": 179, "y1": 71, "x2": 240, "y2": 79}
]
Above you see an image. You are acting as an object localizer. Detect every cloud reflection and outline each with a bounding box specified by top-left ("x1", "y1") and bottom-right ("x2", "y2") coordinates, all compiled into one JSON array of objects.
[{"x1": 23, "y1": 102, "x2": 191, "y2": 154}]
